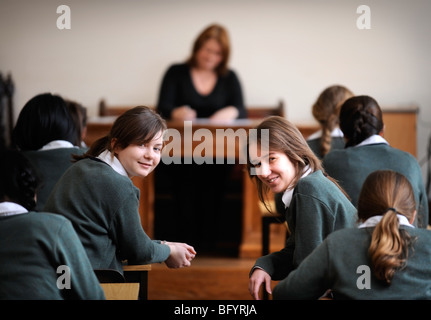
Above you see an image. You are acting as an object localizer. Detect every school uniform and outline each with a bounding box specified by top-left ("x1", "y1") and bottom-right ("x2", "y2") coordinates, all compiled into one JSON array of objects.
[
  {"x1": 273, "y1": 216, "x2": 431, "y2": 299},
  {"x1": 0, "y1": 202, "x2": 105, "y2": 300},
  {"x1": 322, "y1": 135, "x2": 429, "y2": 228},
  {"x1": 22, "y1": 140, "x2": 87, "y2": 211},
  {"x1": 251, "y1": 170, "x2": 357, "y2": 281},
  {"x1": 306, "y1": 127, "x2": 345, "y2": 159},
  {"x1": 44, "y1": 151, "x2": 170, "y2": 273}
]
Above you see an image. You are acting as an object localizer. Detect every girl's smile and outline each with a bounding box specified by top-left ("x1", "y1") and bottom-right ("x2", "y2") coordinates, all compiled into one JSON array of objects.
[{"x1": 248, "y1": 144, "x2": 297, "y2": 194}]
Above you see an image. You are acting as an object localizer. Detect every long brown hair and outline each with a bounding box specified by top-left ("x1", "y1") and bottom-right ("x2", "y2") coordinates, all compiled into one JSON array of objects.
[
  {"x1": 74, "y1": 106, "x2": 166, "y2": 161},
  {"x1": 358, "y1": 170, "x2": 417, "y2": 285},
  {"x1": 312, "y1": 85, "x2": 353, "y2": 156},
  {"x1": 186, "y1": 24, "x2": 230, "y2": 76},
  {"x1": 246, "y1": 116, "x2": 348, "y2": 211}
]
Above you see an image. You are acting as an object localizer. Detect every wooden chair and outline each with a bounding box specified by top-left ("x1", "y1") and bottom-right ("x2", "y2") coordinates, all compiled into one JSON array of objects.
[
  {"x1": 99, "y1": 99, "x2": 155, "y2": 116},
  {"x1": 246, "y1": 100, "x2": 285, "y2": 119},
  {"x1": 94, "y1": 268, "x2": 139, "y2": 300},
  {"x1": 123, "y1": 263, "x2": 152, "y2": 300},
  {"x1": 94, "y1": 264, "x2": 151, "y2": 300},
  {"x1": 100, "y1": 283, "x2": 140, "y2": 300},
  {"x1": 94, "y1": 268, "x2": 125, "y2": 283}
]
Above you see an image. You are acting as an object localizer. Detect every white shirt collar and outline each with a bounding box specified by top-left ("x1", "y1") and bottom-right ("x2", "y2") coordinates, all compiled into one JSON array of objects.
[
  {"x1": 306, "y1": 127, "x2": 344, "y2": 141},
  {"x1": 97, "y1": 149, "x2": 129, "y2": 177},
  {"x1": 39, "y1": 140, "x2": 74, "y2": 151},
  {"x1": 0, "y1": 202, "x2": 28, "y2": 217},
  {"x1": 358, "y1": 214, "x2": 414, "y2": 228},
  {"x1": 355, "y1": 134, "x2": 389, "y2": 147},
  {"x1": 281, "y1": 165, "x2": 312, "y2": 209}
]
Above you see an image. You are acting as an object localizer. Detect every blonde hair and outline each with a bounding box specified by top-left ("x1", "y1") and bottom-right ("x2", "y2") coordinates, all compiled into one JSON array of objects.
[
  {"x1": 186, "y1": 24, "x2": 230, "y2": 76},
  {"x1": 358, "y1": 170, "x2": 417, "y2": 284},
  {"x1": 312, "y1": 85, "x2": 354, "y2": 156}
]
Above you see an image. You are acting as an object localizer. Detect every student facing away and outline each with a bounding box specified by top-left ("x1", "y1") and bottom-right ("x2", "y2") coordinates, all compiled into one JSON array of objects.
[
  {"x1": 306, "y1": 84, "x2": 354, "y2": 159},
  {"x1": 44, "y1": 106, "x2": 196, "y2": 274},
  {"x1": 322, "y1": 95, "x2": 429, "y2": 228},
  {"x1": 246, "y1": 116, "x2": 357, "y2": 300},
  {"x1": 0, "y1": 149, "x2": 105, "y2": 300},
  {"x1": 273, "y1": 170, "x2": 431, "y2": 300},
  {"x1": 11, "y1": 93, "x2": 87, "y2": 211}
]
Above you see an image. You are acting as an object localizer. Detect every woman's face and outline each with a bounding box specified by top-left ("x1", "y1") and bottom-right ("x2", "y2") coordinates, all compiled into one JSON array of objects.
[
  {"x1": 195, "y1": 38, "x2": 223, "y2": 71},
  {"x1": 248, "y1": 143, "x2": 297, "y2": 194},
  {"x1": 115, "y1": 131, "x2": 164, "y2": 178}
]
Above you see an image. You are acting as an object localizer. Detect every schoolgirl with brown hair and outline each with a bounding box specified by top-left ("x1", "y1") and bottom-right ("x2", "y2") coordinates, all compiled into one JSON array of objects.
[
  {"x1": 247, "y1": 116, "x2": 357, "y2": 300},
  {"x1": 307, "y1": 85, "x2": 354, "y2": 158},
  {"x1": 273, "y1": 170, "x2": 431, "y2": 300},
  {"x1": 44, "y1": 106, "x2": 196, "y2": 274}
]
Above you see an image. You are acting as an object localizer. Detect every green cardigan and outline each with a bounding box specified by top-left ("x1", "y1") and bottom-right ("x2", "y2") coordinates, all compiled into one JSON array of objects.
[
  {"x1": 273, "y1": 226, "x2": 431, "y2": 299},
  {"x1": 23, "y1": 147, "x2": 87, "y2": 212},
  {"x1": 44, "y1": 157, "x2": 170, "y2": 273},
  {"x1": 307, "y1": 136, "x2": 345, "y2": 160},
  {"x1": 322, "y1": 143, "x2": 429, "y2": 228},
  {"x1": 0, "y1": 212, "x2": 105, "y2": 300},
  {"x1": 252, "y1": 170, "x2": 357, "y2": 280}
]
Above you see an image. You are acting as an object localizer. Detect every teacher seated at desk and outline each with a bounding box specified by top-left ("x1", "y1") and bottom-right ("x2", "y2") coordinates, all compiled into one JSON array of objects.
[
  {"x1": 155, "y1": 24, "x2": 246, "y2": 253},
  {"x1": 156, "y1": 23, "x2": 247, "y2": 121}
]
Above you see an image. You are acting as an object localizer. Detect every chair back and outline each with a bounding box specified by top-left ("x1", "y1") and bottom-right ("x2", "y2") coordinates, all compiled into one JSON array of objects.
[{"x1": 94, "y1": 268, "x2": 125, "y2": 283}]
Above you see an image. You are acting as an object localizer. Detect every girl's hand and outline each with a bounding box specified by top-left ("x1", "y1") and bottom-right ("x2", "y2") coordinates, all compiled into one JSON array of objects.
[
  {"x1": 164, "y1": 243, "x2": 196, "y2": 268},
  {"x1": 249, "y1": 268, "x2": 272, "y2": 300}
]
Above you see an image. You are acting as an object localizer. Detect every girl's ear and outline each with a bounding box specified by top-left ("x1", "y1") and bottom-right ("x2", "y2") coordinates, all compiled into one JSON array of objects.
[{"x1": 110, "y1": 138, "x2": 118, "y2": 153}]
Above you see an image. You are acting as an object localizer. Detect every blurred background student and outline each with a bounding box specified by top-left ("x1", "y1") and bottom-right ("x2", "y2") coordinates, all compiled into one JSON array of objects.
[
  {"x1": 66, "y1": 99, "x2": 88, "y2": 148},
  {"x1": 306, "y1": 85, "x2": 354, "y2": 159},
  {"x1": 322, "y1": 95, "x2": 429, "y2": 228},
  {"x1": 11, "y1": 93, "x2": 87, "y2": 211},
  {"x1": 0, "y1": 149, "x2": 104, "y2": 300},
  {"x1": 273, "y1": 170, "x2": 431, "y2": 300},
  {"x1": 154, "y1": 24, "x2": 246, "y2": 253}
]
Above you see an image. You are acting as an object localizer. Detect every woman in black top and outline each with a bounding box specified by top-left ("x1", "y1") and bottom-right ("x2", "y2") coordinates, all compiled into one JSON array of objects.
[
  {"x1": 157, "y1": 24, "x2": 246, "y2": 120},
  {"x1": 155, "y1": 24, "x2": 246, "y2": 253}
]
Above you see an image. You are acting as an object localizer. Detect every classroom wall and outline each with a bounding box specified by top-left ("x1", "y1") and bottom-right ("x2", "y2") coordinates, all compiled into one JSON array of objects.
[{"x1": 1, "y1": 0, "x2": 430, "y2": 174}]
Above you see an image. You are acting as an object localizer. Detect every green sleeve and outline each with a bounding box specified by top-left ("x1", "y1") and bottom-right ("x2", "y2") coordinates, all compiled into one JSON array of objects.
[
  {"x1": 112, "y1": 188, "x2": 170, "y2": 264},
  {"x1": 273, "y1": 238, "x2": 332, "y2": 300},
  {"x1": 55, "y1": 219, "x2": 106, "y2": 300}
]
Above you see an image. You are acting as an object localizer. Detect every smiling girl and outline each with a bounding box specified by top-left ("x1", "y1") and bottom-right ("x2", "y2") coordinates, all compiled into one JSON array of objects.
[
  {"x1": 247, "y1": 116, "x2": 357, "y2": 300},
  {"x1": 44, "y1": 106, "x2": 196, "y2": 274}
]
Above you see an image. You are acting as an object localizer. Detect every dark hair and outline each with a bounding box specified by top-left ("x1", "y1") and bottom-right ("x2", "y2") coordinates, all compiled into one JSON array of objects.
[
  {"x1": 186, "y1": 24, "x2": 231, "y2": 76},
  {"x1": 74, "y1": 106, "x2": 167, "y2": 161},
  {"x1": 0, "y1": 149, "x2": 41, "y2": 211},
  {"x1": 12, "y1": 93, "x2": 78, "y2": 150},
  {"x1": 339, "y1": 95, "x2": 384, "y2": 147},
  {"x1": 358, "y1": 170, "x2": 416, "y2": 284},
  {"x1": 66, "y1": 100, "x2": 87, "y2": 146}
]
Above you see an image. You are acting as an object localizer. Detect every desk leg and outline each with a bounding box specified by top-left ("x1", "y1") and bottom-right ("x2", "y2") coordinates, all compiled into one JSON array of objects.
[{"x1": 124, "y1": 271, "x2": 148, "y2": 300}]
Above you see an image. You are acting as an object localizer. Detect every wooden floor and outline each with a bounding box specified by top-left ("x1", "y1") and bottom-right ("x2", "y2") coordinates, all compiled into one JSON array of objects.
[{"x1": 147, "y1": 224, "x2": 286, "y2": 300}]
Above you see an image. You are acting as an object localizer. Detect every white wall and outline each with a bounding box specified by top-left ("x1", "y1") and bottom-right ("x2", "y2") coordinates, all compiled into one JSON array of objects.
[{"x1": 1, "y1": 0, "x2": 431, "y2": 173}]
